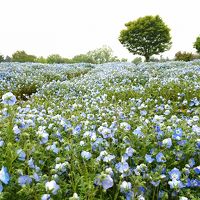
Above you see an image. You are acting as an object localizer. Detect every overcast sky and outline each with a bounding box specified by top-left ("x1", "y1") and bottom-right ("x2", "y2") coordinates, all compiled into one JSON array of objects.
[{"x1": 0, "y1": 0, "x2": 200, "y2": 60}]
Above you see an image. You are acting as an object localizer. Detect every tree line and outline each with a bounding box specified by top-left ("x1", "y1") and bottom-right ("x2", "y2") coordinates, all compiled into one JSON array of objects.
[
  {"x1": 0, "y1": 15, "x2": 200, "y2": 63},
  {"x1": 0, "y1": 46, "x2": 127, "y2": 64}
]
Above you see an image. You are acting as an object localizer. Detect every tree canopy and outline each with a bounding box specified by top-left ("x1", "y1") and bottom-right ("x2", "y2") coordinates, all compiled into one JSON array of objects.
[
  {"x1": 194, "y1": 36, "x2": 200, "y2": 53},
  {"x1": 119, "y1": 15, "x2": 172, "y2": 61}
]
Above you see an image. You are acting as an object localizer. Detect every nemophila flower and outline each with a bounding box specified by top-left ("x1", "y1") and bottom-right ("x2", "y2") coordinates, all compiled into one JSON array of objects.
[
  {"x1": 41, "y1": 194, "x2": 51, "y2": 200},
  {"x1": 145, "y1": 154, "x2": 154, "y2": 163},
  {"x1": 28, "y1": 158, "x2": 35, "y2": 169},
  {"x1": 81, "y1": 151, "x2": 92, "y2": 160},
  {"x1": 179, "y1": 197, "x2": 189, "y2": 200},
  {"x1": 13, "y1": 125, "x2": 21, "y2": 135},
  {"x1": 0, "y1": 166, "x2": 10, "y2": 184},
  {"x1": 125, "y1": 147, "x2": 135, "y2": 157},
  {"x1": 55, "y1": 163, "x2": 67, "y2": 173},
  {"x1": 168, "y1": 168, "x2": 181, "y2": 180},
  {"x1": 47, "y1": 142, "x2": 59, "y2": 154},
  {"x1": 94, "y1": 173, "x2": 113, "y2": 190},
  {"x1": 18, "y1": 175, "x2": 32, "y2": 186},
  {"x1": 105, "y1": 167, "x2": 114, "y2": 177},
  {"x1": 133, "y1": 127, "x2": 144, "y2": 138},
  {"x1": 156, "y1": 152, "x2": 166, "y2": 163},
  {"x1": 121, "y1": 154, "x2": 129, "y2": 162},
  {"x1": 177, "y1": 140, "x2": 187, "y2": 146},
  {"x1": 194, "y1": 166, "x2": 200, "y2": 174},
  {"x1": 162, "y1": 138, "x2": 172, "y2": 148},
  {"x1": 17, "y1": 149, "x2": 26, "y2": 161},
  {"x1": 37, "y1": 126, "x2": 49, "y2": 144},
  {"x1": 0, "y1": 140, "x2": 4, "y2": 147},
  {"x1": 151, "y1": 180, "x2": 160, "y2": 187},
  {"x1": 102, "y1": 174, "x2": 113, "y2": 190},
  {"x1": 0, "y1": 182, "x2": 3, "y2": 192},
  {"x1": 120, "y1": 181, "x2": 132, "y2": 193},
  {"x1": 98, "y1": 126, "x2": 113, "y2": 139},
  {"x1": 69, "y1": 193, "x2": 80, "y2": 200},
  {"x1": 172, "y1": 128, "x2": 183, "y2": 140},
  {"x1": 115, "y1": 161, "x2": 129, "y2": 173},
  {"x1": 45, "y1": 180, "x2": 60, "y2": 195},
  {"x1": 2, "y1": 92, "x2": 17, "y2": 105},
  {"x1": 138, "y1": 195, "x2": 145, "y2": 200},
  {"x1": 120, "y1": 122, "x2": 131, "y2": 131},
  {"x1": 33, "y1": 172, "x2": 41, "y2": 182},
  {"x1": 188, "y1": 158, "x2": 195, "y2": 167},
  {"x1": 103, "y1": 154, "x2": 115, "y2": 162},
  {"x1": 168, "y1": 179, "x2": 184, "y2": 189}
]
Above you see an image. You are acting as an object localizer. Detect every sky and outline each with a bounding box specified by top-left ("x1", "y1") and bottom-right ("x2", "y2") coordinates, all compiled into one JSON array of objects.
[{"x1": 0, "y1": 0, "x2": 200, "y2": 61}]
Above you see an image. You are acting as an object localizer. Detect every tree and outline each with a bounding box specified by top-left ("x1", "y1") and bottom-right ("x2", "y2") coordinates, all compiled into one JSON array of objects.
[
  {"x1": 87, "y1": 46, "x2": 119, "y2": 64},
  {"x1": 71, "y1": 54, "x2": 94, "y2": 63},
  {"x1": 194, "y1": 36, "x2": 200, "y2": 53},
  {"x1": 0, "y1": 54, "x2": 4, "y2": 62},
  {"x1": 12, "y1": 50, "x2": 36, "y2": 62},
  {"x1": 46, "y1": 54, "x2": 65, "y2": 64},
  {"x1": 119, "y1": 15, "x2": 172, "y2": 61}
]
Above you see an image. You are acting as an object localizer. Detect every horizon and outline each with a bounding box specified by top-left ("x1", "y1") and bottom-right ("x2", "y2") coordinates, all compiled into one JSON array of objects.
[{"x1": 0, "y1": 0, "x2": 200, "y2": 61}]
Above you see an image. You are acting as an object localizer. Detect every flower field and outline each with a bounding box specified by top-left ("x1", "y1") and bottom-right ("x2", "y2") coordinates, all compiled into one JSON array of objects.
[{"x1": 0, "y1": 61, "x2": 200, "y2": 200}]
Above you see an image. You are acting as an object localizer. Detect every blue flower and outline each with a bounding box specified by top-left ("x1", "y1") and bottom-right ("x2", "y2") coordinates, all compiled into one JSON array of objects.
[
  {"x1": 102, "y1": 175, "x2": 113, "y2": 190},
  {"x1": 2, "y1": 92, "x2": 17, "y2": 106},
  {"x1": 168, "y1": 168, "x2": 181, "y2": 180},
  {"x1": 41, "y1": 194, "x2": 51, "y2": 200},
  {"x1": 81, "y1": 151, "x2": 92, "y2": 160},
  {"x1": 125, "y1": 147, "x2": 135, "y2": 157},
  {"x1": 120, "y1": 181, "x2": 132, "y2": 193},
  {"x1": 45, "y1": 180, "x2": 60, "y2": 195},
  {"x1": 115, "y1": 162, "x2": 129, "y2": 173},
  {"x1": 0, "y1": 182, "x2": 3, "y2": 192},
  {"x1": 0, "y1": 166, "x2": 10, "y2": 184},
  {"x1": 151, "y1": 180, "x2": 160, "y2": 187},
  {"x1": 172, "y1": 128, "x2": 183, "y2": 140},
  {"x1": 162, "y1": 138, "x2": 172, "y2": 148},
  {"x1": 18, "y1": 175, "x2": 32, "y2": 186},
  {"x1": 168, "y1": 179, "x2": 184, "y2": 189},
  {"x1": 17, "y1": 149, "x2": 26, "y2": 161},
  {"x1": 194, "y1": 166, "x2": 200, "y2": 174},
  {"x1": 145, "y1": 154, "x2": 154, "y2": 163},
  {"x1": 188, "y1": 158, "x2": 195, "y2": 167},
  {"x1": 156, "y1": 152, "x2": 166, "y2": 163}
]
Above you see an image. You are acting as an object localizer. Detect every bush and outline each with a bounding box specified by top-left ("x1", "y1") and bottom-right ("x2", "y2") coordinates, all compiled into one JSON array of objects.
[
  {"x1": 132, "y1": 57, "x2": 142, "y2": 65},
  {"x1": 12, "y1": 51, "x2": 36, "y2": 62},
  {"x1": 46, "y1": 54, "x2": 65, "y2": 64},
  {"x1": 175, "y1": 51, "x2": 194, "y2": 61}
]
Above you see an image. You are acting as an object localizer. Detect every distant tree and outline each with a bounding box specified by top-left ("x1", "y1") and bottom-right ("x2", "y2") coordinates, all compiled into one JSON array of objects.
[
  {"x1": 35, "y1": 56, "x2": 47, "y2": 63},
  {"x1": 194, "y1": 36, "x2": 200, "y2": 53},
  {"x1": 175, "y1": 51, "x2": 194, "y2": 61},
  {"x1": 12, "y1": 50, "x2": 36, "y2": 62},
  {"x1": 4, "y1": 56, "x2": 11, "y2": 62},
  {"x1": 0, "y1": 54, "x2": 4, "y2": 62},
  {"x1": 132, "y1": 57, "x2": 142, "y2": 65},
  {"x1": 71, "y1": 54, "x2": 94, "y2": 63},
  {"x1": 119, "y1": 15, "x2": 172, "y2": 61},
  {"x1": 46, "y1": 54, "x2": 65, "y2": 64},
  {"x1": 87, "y1": 46, "x2": 119, "y2": 64}
]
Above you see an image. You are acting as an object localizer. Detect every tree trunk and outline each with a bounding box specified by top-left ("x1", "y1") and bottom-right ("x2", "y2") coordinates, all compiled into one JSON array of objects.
[{"x1": 145, "y1": 55, "x2": 150, "y2": 62}]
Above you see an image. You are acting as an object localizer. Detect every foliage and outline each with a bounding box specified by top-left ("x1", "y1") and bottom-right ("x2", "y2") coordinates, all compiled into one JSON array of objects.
[
  {"x1": 12, "y1": 51, "x2": 36, "y2": 62},
  {"x1": 194, "y1": 36, "x2": 200, "y2": 53},
  {"x1": 87, "y1": 46, "x2": 120, "y2": 64},
  {"x1": 0, "y1": 54, "x2": 4, "y2": 62},
  {"x1": 46, "y1": 54, "x2": 65, "y2": 64},
  {"x1": 119, "y1": 15, "x2": 172, "y2": 61},
  {"x1": 4, "y1": 56, "x2": 11, "y2": 62},
  {"x1": 175, "y1": 51, "x2": 194, "y2": 61},
  {"x1": 132, "y1": 57, "x2": 142, "y2": 65},
  {"x1": 71, "y1": 54, "x2": 94, "y2": 63},
  {"x1": 0, "y1": 61, "x2": 200, "y2": 199},
  {"x1": 35, "y1": 56, "x2": 47, "y2": 63}
]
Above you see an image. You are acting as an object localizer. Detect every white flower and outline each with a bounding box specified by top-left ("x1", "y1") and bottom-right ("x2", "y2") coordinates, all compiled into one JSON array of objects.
[{"x1": 45, "y1": 180, "x2": 60, "y2": 195}]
